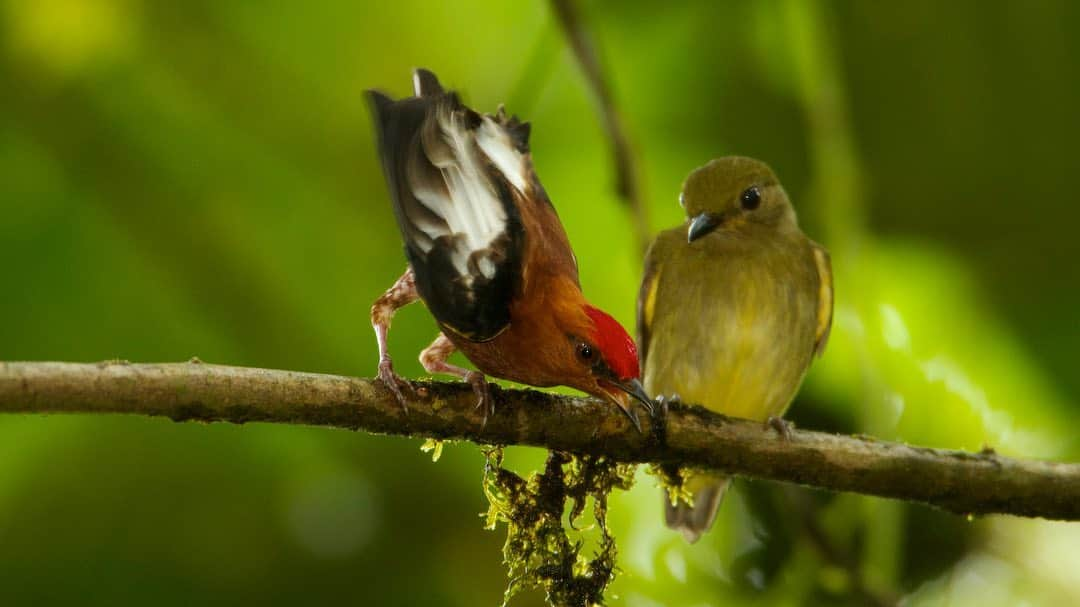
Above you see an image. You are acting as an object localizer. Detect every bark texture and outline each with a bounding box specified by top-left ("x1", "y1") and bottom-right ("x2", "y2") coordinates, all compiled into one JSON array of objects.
[{"x1": 2, "y1": 361, "x2": 1078, "y2": 520}]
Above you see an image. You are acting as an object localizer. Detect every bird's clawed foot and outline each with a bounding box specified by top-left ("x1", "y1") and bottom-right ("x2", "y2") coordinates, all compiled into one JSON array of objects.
[
  {"x1": 377, "y1": 356, "x2": 412, "y2": 413},
  {"x1": 649, "y1": 394, "x2": 679, "y2": 445},
  {"x1": 652, "y1": 394, "x2": 681, "y2": 422},
  {"x1": 766, "y1": 416, "x2": 793, "y2": 440},
  {"x1": 464, "y1": 371, "x2": 494, "y2": 428},
  {"x1": 655, "y1": 394, "x2": 682, "y2": 409}
]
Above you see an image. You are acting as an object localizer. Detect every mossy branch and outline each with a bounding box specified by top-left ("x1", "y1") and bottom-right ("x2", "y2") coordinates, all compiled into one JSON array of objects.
[{"x1": 2, "y1": 361, "x2": 1078, "y2": 520}]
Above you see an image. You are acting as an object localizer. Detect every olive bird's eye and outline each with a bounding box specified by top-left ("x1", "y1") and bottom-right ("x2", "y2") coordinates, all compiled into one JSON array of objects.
[
  {"x1": 740, "y1": 186, "x2": 762, "y2": 210},
  {"x1": 576, "y1": 343, "x2": 595, "y2": 362}
]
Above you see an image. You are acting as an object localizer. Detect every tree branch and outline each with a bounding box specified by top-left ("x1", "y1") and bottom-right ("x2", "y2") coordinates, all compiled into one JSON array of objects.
[
  {"x1": 550, "y1": 0, "x2": 650, "y2": 254},
  {"x1": 2, "y1": 361, "x2": 1078, "y2": 520}
]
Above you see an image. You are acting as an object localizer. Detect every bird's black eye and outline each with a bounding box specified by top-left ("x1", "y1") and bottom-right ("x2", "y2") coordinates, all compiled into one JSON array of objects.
[
  {"x1": 576, "y1": 343, "x2": 595, "y2": 362},
  {"x1": 740, "y1": 186, "x2": 761, "y2": 210}
]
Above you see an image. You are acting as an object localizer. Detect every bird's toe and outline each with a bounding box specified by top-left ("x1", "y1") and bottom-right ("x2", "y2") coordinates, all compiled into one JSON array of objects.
[
  {"x1": 377, "y1": 357, "x2": 411, "y2": 413},
  {"x1": 766, "y1": 416, "x2": 793, "y2": 441},
  {"x1": 648, "y1": 396, "x2": 670, "y2": 445},
  {"x1": 654, "y1": 394, "x2": 684, "y2": 413},
  {"x1": 465, "y1": 371, "x2": 493, "y2": 428}
]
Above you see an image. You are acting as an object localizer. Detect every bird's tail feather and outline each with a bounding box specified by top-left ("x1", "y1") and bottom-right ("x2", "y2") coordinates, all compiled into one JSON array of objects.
[
  {"x1": 412, "y1": 68, "x2": 444, "y2": 97},
  {"x1": 664, "y1": 475, "x2": 730, "y2": 543}
]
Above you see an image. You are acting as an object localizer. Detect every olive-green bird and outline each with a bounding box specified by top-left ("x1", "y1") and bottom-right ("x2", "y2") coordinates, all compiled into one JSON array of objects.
[{"x1": 638, "y1": 157, "x2": 833, "y2": 543}]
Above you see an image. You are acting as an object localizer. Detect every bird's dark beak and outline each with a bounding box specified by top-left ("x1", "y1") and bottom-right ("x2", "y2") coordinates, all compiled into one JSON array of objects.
[
  {"x1": 687, "y1": 212, "x2": 722, "y2": 242},
  {"x1": 600, "y1": 378, "x2": 653, "y2": 433}
]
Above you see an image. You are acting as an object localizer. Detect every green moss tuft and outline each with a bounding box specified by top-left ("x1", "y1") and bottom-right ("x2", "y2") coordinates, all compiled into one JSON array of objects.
[
  {"x1": 420, "y1": 438, "x2": 445, "y2": 462},
  {"x1": 647, "y1": 463, "x2": 695, "y2": 508},
  {"x1": 482, "y1": 448, "x2": 637, "y2": 606}
]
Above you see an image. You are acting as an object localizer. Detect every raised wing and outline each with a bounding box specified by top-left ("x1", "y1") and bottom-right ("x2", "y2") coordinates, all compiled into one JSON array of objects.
[{"x1": 367, "y1": 69, "x2": 535, "y2": 341}]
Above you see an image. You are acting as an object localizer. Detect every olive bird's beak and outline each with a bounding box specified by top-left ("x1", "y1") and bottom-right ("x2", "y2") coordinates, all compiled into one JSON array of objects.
[
  {"x1": 687, "y1": 212, "x2": 721, "y2": 242},
  {"x1": 600, "y1": 378, "x2": 654, "y2": 433}
]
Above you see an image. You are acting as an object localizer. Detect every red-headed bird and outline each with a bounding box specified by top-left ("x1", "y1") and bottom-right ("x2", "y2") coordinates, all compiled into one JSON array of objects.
[{"x1": 366, "y1": 69, "x2": 650, "y2": 428}]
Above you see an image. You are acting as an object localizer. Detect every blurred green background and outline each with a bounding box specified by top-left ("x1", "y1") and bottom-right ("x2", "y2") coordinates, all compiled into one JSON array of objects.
[{"x1": 2, "y1": 0, "x2": 1079, "y2": 605}]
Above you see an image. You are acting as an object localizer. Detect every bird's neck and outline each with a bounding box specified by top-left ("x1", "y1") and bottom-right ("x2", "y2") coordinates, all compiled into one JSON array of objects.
[{"x1": 511, "y1": 272, "x2": 590, "y2": 337}]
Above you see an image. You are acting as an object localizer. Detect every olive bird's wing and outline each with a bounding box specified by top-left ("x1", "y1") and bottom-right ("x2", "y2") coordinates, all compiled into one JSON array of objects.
[
  {"x1": 636, "y1": 238, "x2": 663, "y2": 369},
  {"x1": 810, "y1": 242, "x2": 834, "y2": 357}
]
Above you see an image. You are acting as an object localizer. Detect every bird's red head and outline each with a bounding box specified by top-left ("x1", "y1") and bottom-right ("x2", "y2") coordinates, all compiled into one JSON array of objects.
[
  {"x1": 584, "y1": 306, "x2": 640, "y2": 381},
  {"x1": 575, "y1": 305, "x2": 651, "y2": 430}
]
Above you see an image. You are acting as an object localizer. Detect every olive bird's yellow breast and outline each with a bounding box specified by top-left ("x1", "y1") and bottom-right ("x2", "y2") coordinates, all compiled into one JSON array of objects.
[{"x1": 641, "y1": 227, "x2": 822, "y2": 421}]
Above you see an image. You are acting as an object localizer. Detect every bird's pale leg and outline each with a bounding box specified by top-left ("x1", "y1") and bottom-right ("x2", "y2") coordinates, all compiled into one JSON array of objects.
[
  {"x1": 371, "y1": 268, "x2": 419, "y2": 411},
  {"x1": 420, "y1": 333, "x2": 493, "y2": 426}
]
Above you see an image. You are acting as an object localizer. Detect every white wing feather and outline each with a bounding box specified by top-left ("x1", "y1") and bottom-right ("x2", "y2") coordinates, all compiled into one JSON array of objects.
[{"x1": 409, "y1": 105, "x2": 527, "y2": 281}]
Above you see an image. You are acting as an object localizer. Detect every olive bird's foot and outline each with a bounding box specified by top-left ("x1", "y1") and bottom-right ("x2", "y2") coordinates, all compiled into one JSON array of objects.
[
  {"x1": 464, "y1": 371, "x2": 494, "y2": 428},
  {"x1": 377, "y1": 357, "x2": 411, "y2": 413},
  {"x1": 649, "y1": 394, "x2": 677, "y2": 446},
  {"x1": 652, "y1": 394, "x2": 681, "y2": 422},
  {"x1": 766, "y1": 416, "x2": 793, "y2": 441},
  {"x1": 656, "y1": 394, "x2": 682, "y2": 409}
]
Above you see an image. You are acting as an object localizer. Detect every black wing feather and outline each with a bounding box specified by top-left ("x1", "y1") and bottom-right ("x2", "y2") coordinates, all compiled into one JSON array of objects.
[{"x1": 367, "y1": 70, "x2": 527, "y2": 341}]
